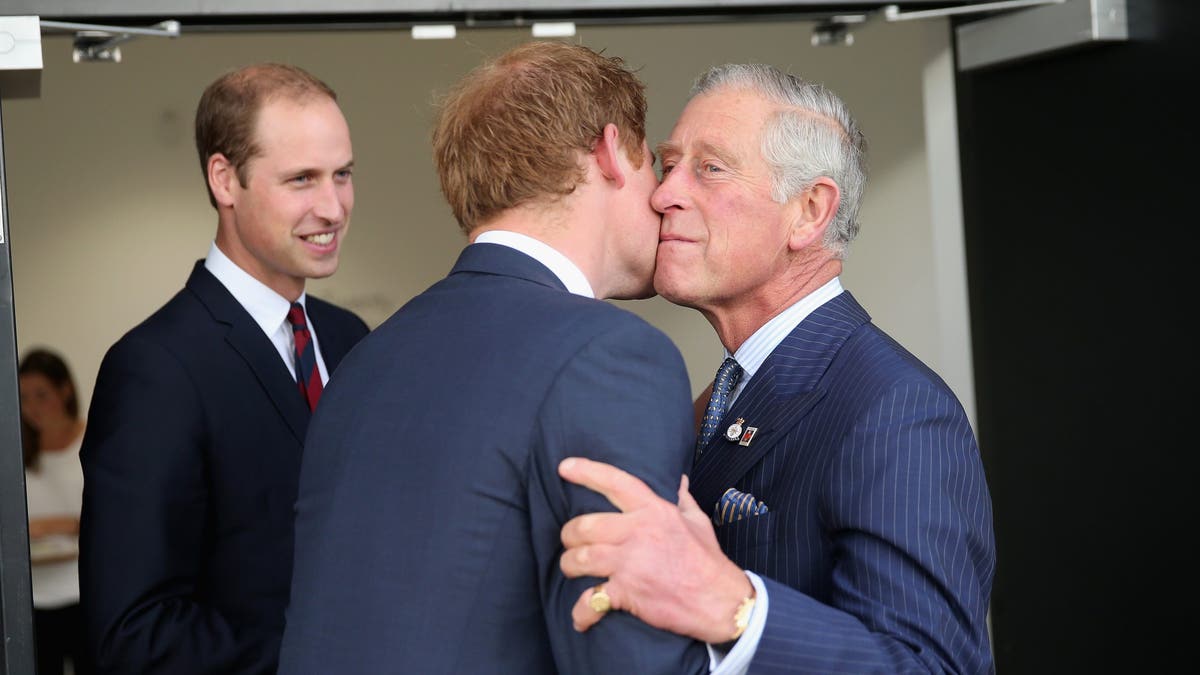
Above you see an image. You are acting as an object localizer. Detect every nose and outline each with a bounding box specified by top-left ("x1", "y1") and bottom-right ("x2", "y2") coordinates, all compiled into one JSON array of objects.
[
  {"x1": 650, "y1": 169, "x2": 685, "y2": 215},
  {"x1": 313, "y1": 180, "x2": 350, "y2": 223}
]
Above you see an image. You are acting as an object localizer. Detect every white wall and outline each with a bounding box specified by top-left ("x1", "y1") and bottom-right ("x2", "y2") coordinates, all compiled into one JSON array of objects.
[{"x1": 3, "y1": 17, "x2": 973, "y2": 422}]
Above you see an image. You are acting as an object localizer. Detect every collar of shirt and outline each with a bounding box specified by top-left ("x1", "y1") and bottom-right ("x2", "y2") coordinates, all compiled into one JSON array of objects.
[
  {"x1": 727, "y1": 277, "x2": 844, "y2": 405},
  {"x1": 473, "y1": 230, "x2": 595, "y2": 298},
  {"x1": 204, "y1": 241, "x2": 304, "y2": 336},
  {"x1": 204, "y1": 242, "x2": 328, "y2": 384}
]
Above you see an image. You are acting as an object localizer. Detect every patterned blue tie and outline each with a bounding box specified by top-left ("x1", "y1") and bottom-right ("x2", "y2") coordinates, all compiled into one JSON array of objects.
[{"x1": 697, "y1": 357, "x2": 743, "y2": 454}]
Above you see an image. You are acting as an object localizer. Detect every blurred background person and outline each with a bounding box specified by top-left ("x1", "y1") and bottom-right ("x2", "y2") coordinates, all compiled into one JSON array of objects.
[{"x1": 20, "y1": 347, "x2": 93, "y2": 675}]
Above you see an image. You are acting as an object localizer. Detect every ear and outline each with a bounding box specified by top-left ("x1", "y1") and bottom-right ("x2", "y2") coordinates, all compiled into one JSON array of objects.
[
  {"x1": 593, "y1": 123, "x2": 627, "y2": 189},
  {"x1": 787, "y1": 177, "x2": 840, "y2": 252},
  {"x1": 207, "y1": 153, "x2": 239, "y2": 208}
]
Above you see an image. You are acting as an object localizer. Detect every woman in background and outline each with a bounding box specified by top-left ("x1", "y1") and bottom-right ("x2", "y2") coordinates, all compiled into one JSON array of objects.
[{"x1": 20, "y1": 348, "x2": 92, "y2": 675}]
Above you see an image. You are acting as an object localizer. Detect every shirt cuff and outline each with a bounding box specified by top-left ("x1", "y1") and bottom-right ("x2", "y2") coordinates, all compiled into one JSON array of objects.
[{"x1": 706, "y1": 570, "x2": 768, "y2": 674}]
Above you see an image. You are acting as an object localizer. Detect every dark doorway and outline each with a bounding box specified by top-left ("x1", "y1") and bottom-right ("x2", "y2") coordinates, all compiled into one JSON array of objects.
[{"x1": 956, "y1": 1, "x2": 1192, "y2": 671}]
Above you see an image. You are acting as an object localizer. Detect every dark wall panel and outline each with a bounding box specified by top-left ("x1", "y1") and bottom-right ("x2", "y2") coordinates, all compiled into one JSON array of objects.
[{"x1": 956, "y1": 2, "x2": 1192, "y2": 672}]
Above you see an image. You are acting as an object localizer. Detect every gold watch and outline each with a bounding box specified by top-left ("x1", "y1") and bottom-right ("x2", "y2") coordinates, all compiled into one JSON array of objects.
[{"x1": 731, "y1": 595, "x2": 756, "y2": 640}]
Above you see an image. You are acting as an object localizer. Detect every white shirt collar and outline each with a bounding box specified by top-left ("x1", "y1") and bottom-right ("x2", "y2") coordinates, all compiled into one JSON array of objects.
[
  {"x1": 473, "y1": 230, "x2": 595, "y2": 298},
  {"x1": 204, "y1": 241, "x2": 306, "y2": 335},
  {"x1": 727, "y1": 277, "x2": 844, "y2": 402}
]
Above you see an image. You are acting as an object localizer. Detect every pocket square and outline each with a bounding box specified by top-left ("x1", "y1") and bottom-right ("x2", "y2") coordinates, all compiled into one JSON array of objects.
[{"x1": 713, "y1": 488, "x2": 769, "y2": 526}]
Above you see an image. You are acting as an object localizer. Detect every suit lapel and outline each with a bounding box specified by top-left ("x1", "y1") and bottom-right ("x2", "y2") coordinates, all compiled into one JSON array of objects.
[
  {"x1": 185, "y1": 261, "x2": 311, "y2": 444},
  {"x1": 690, "y1": 292, "x2": 873, "y2": 514}
]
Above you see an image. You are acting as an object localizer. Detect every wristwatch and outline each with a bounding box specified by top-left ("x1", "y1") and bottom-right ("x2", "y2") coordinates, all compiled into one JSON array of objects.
[{"x1": 731, "y1": 595, "x2": 756, "y2": 640}]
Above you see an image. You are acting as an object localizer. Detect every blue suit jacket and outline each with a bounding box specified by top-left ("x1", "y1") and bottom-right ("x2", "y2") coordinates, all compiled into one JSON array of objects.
[
  {"x1": 80, "y1": 261, "x2": 369, "y2": 674},
  {"x1": 279, "y1": 243, "x2": 710, "y2": 674},
  {"x1": 691, "y1": 292, "x2": 995, "y2": 674}
]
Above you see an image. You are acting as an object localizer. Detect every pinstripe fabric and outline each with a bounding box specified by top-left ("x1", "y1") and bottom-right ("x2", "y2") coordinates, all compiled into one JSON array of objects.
[{"x1": 692, "y1": 292, "x2": 995, "y2": 674}]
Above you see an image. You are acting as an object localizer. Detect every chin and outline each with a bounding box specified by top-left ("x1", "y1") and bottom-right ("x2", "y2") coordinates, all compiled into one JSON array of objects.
[
  {"x1": 304, "y1": 263, "x2": 340, "y2": 280},
  {"x1": 653, "y1": 278, "x2": 692, "y2": 306}
]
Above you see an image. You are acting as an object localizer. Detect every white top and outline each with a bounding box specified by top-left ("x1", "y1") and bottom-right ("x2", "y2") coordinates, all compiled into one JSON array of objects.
[
  {"x1": 25, "y1": 433, "x2": 85, "y2": 609},
  {"x1": 204, "y1": 242, "x2": 330, "y2": 384},
  {"x1": 474, "y1": 230, "x2": 595, "y2": 298}
]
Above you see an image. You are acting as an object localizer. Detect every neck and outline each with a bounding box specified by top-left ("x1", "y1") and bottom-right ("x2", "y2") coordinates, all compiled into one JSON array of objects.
[
  {"x1": 214, "y1": 231, "x2": 305, "y2": 302},
  {"x1": 473, "y1": 202, "x2": 607, "y2": 295},
  {"x1": 39, "y1": 416, "x2": 82, "y2": 452},
  {"x1": 706, "y1": 258, "x2": 841, "y2": 353}
]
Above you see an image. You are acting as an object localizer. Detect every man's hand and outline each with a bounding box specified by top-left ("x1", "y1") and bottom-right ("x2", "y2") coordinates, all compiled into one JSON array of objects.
[{"x1": 558, "y1": 457, "x2": 754, "y2": 645}]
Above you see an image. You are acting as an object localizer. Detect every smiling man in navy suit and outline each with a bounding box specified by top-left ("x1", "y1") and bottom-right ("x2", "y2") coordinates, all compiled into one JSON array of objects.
[
  {"x1": 559, "y1": 64, "x2": 997, "y2": 674},
  {"x1": 279, "y1": 42, "x2": 709, "y2": 674},
  {"x1": 79, "y1": 63, "x2": 369, "y2": 674}
]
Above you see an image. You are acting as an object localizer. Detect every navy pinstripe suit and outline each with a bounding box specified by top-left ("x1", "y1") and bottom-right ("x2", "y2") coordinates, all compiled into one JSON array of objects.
[{"x1": 692, "y1": 291, "x2": 995, "y2": 673}]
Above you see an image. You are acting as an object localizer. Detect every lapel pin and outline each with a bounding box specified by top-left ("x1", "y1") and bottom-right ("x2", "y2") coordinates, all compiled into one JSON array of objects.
[
  {"x1": 725, "y1": 418, "x2": 745, "y2": 442},
  {"x1": 738, "y1": 426, "x2": 758, "y2": 447}
]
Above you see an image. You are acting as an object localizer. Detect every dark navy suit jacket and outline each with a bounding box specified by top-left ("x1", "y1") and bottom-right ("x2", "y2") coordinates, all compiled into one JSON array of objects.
[
  {"x1": 79, "y1": 261, "x2": 369, "y2": 674},
  {"x1": 279, "y1": 243, "x2": 710, "y2": 674},
  {"x1": 692, "y1": 292, "x2": 995, "y2": 674}
]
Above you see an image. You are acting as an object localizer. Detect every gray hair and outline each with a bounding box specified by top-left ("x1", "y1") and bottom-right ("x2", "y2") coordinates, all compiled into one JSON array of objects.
[{"x1": 692, "y1": 64, "x2": 867, "y2": 258}]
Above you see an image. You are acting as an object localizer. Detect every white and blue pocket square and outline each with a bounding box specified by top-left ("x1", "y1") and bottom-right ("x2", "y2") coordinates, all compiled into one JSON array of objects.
[{"x1": 713, "y1": 487, "x2": 769, "y2": 526}]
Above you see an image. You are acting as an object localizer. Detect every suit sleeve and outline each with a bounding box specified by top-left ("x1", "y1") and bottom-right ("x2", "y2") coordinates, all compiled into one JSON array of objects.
[
  {"x1": 751, "y1": 381, "x2": 995, "y2": 674},
  {"x1": 80, "y1": 336, "x2": 275, "y2": 675},
  {"x1": 527, "y1": 317, "x2": 711, "y2": 674}
]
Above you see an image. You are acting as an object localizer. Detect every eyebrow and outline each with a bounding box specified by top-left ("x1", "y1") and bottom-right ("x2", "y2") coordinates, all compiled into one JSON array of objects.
[
  {"x1": 696, "y1": 141, "x2": 740, "y2": 169},
  {"x1": 654, "y1": 140, "x2": 740, "y2": 169},
  {"x1": 281, "y1": 159, "x2": 355, "y2": 176}
]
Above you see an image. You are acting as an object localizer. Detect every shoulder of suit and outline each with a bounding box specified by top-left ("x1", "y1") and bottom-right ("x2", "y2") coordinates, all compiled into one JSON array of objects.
[
  {"x1": 833, "y1": 323, "x2": 957, "y2": 396},
  {"x1": 113, "y1": 285, "x2": 208, "y2": 345},
  {"x1": 581, "y1": 303, "x2": 683, "y2": 361},
  {"x1": 305, "y1": 295, "x2": 369, "y2": 333}
]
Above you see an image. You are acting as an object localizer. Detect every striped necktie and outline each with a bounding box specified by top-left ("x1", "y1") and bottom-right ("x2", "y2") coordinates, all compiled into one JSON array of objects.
[
  {"x1": 288, "y1": 302, "x2": 322, "y2": 411},
  {"x1": 696, "y1": 357, "x2": 743, "y2": 455}
]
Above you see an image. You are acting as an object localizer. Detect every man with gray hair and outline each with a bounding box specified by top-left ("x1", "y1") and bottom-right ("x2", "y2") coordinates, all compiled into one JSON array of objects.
[{"x1": 558, "y1": 63, "x2": 996, "y2": 674}]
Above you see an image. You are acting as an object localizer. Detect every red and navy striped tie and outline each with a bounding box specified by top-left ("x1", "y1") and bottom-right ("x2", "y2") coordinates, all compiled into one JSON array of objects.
[{"x1": 288, "y1": 302, "x2": 322, "y2": 411}]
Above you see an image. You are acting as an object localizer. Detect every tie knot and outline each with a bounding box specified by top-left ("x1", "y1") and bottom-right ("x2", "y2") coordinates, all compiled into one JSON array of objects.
[
  {"x1": 714, "y1": 357, "x2": 743, "y2": 397},
  {"x1": 287, "y1": 303, "x2": 307, "y2": 329}
]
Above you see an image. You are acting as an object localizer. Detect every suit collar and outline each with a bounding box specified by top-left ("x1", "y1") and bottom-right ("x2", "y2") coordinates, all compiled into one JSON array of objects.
[
  {"x1": 185, "y1": 261, "x2": 312, "y2": 443},
  {"x1": 450, "y1": 242, "x2": 570, "y2": 293},
  {"x1": 203, "y1": 241, "x2": 296, "y2": 338},
  {"x1": 727, "y1": 277, "x2": 845, "y2": 385},
  {"x1": 690, "y1": 292, "x2": 872, "y2": 512},
  {"x1": 472, "y1": 231, "x2": 594, "y2": 297}
]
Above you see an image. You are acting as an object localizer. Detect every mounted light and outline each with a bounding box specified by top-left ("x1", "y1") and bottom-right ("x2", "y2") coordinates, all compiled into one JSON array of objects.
[{"x1": 39, "y1": 19, "x2": 180, "y2": 64}]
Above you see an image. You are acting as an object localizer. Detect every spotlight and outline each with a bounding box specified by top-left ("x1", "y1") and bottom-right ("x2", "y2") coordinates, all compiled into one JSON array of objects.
[
  {"x1": 40, "y1": 19, "x2": 180, "y2": 64},
  {"x1": 72, "y1": 30, "x2": 122, "y2": 63},
  {"x1": 811, "y1": 21, "x2": 855, "y2": 47}
]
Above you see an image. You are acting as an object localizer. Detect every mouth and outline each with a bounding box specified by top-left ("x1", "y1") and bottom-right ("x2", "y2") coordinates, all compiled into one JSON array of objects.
[{"x1": 300, "y1": 231, "x2": 336, "y2": 246}]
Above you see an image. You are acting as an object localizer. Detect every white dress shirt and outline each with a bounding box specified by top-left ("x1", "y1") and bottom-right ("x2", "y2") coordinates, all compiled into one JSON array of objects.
[
  {"x1": 204, "y1": 242, "x2": 330, "y2": 385},
  {"x1": 710, "y1": 277, "x2": 844, "y2": 675}
]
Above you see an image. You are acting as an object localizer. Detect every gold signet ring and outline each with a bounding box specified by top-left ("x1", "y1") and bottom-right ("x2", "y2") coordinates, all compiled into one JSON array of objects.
[{"x1": 589, "y1": 586, "x2": 612, "y2": 613}]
